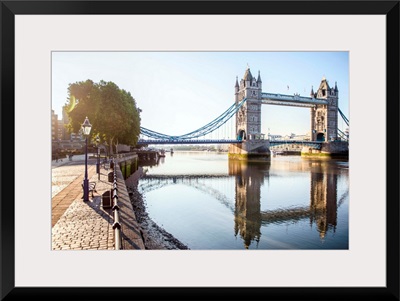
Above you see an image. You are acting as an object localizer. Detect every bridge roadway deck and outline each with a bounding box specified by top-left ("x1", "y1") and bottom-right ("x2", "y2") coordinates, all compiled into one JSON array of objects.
[{"x1": 51, "y1": 155, "x2": 145, "y2": 250}]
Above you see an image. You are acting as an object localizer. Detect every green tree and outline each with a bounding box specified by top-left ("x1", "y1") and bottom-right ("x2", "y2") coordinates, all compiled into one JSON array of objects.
[{"x1": 64, "y1": 80, "x2": 141, "y2": 154}]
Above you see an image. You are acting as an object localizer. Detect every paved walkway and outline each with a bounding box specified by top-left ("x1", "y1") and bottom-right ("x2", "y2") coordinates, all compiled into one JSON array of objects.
[
  {"x1": 52, "y1": 162, "x2": 97, "y2": 226},
  {"x1": 51, "y1": 155, "x2": 145, "y2": 250}
]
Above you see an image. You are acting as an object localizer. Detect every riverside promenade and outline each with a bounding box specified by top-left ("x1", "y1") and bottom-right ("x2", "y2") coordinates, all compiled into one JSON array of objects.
[{"x1": 51, "y1": 154, "x2": 145, "y2": 250}]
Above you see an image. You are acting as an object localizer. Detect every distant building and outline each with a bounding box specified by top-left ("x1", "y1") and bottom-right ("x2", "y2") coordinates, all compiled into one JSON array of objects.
[
  {"x1": 116, "y1": 144, "x2": 131, "y2": 153},
  {"x1": 269, "y1": 132, "x2": 311, "y2": 141},
  {"x1": 290, "y1": 132, "x2": 311, "y2": 141},
  {"x1": 61, "y1": 107, "x2": 84, "y2": 141},
  {"x1": 52, "y1": 107, "x2": 87, "y2": 154},
  {"x1": 51, "y1": 110, "x2": 58, "y2": 141},
  {"x1": 57, "y1": 120, "x2": 65, "y2": 140},
  {"x1": 70, "y1": 132, "x2": 83, "y2": 141},
  {"x1": 268, "y1": 134, "x2": 282, "y2": 141}
]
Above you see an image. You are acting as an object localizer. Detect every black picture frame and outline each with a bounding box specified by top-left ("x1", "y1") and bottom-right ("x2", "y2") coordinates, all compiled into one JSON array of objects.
[{"x1": 1, "y1": 1, "x2": 399, "y2": 300}]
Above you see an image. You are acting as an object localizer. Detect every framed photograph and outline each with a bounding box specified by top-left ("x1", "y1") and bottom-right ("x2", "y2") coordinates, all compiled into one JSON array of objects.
[{"x1": 2, "y1": 0, "x2": 399, "y2": 300}]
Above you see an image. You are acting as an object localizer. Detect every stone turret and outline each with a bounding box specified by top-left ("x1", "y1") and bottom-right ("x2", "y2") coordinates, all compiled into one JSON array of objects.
[
  {"x1": 229, "y1": 67, "x2": 270, "y2": 161},
  {"x1": 311, "y1": 77, "x2": 339, "y2": 142},
  {"x1": 257, "y1": 70, "x2": 262, "y2": 84}
]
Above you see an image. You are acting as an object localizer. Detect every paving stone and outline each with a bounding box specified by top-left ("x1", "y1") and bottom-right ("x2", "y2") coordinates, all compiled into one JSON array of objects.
[{"x1": 51, "y1": 156, "x2": 145, "y2": 250}]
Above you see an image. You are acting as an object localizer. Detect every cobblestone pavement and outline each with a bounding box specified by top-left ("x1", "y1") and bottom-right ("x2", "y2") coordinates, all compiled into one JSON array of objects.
[
  {"x1": 51, "y1": 155, "x2": 116, "y2": 250},
  {"x1": 52, "y1": 164, "x2": 85, "y2": 198}
]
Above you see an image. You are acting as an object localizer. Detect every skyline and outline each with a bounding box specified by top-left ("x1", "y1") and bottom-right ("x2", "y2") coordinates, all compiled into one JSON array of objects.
[{"x1": 52, "y1": 51, "x2": 349, "y2": 138}]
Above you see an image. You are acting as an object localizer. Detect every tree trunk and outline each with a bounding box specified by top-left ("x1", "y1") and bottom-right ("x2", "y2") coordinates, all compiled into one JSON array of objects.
[
  {"x1": 109, "y1": 137, "x2": 114, "y2": 156},
  {"x1": 115, "y1": 139, "x2": 119, "y2": 155}
]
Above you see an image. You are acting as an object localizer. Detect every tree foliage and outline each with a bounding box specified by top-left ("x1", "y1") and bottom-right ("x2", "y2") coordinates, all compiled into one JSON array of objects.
[{"x1": 63, "y1": 80, "x2": 141, "y2": 154}]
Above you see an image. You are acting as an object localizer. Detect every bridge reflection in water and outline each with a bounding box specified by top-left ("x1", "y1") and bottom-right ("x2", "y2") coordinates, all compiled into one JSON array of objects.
[
  {"x1": 138, "y1": 154, "x2": 348, "y2": 249},
  {"x1": 229, "y1": 159, "x2": 342, "y2": 248}
]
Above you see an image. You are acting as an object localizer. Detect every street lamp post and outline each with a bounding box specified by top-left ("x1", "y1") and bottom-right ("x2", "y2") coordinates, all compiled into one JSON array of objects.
[
  {"x1": 96, "y1": 135, "x2": 100, "y2": 180},
  {"x1": 82, "y1": 116, "x2": 92, "y2": 202}
]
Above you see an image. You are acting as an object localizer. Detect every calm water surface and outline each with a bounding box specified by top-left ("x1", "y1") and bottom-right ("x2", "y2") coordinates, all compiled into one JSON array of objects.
[{"x1": 138, "y1": 151, "x2": 349, "y2": 250}]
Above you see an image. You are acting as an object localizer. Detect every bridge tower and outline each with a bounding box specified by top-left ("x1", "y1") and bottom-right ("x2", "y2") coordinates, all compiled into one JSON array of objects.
[
  {"x1": 229, "y1": 67, "x2": 270, "y2": 160},
  {"x1": 310, "y1": 77, "x2": 339, "y2": 142},
  {"x1": 235, "y1": 67, "x2": 263, "y2": 141}
]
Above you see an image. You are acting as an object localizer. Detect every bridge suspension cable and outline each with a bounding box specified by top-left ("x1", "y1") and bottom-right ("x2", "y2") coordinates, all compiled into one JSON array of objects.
[
  {"x1": 140, "y1": 98, "x2": 349, "y2": 143},
  {"x1": 338, "y1": 108, "x2": 349, "y2": 127},
  {"x1": 337, "y1": 128, "x2": 349, "y2": 141},
  {"x1": 140, "y1": 98, "x2": 247, "y2": 140}
]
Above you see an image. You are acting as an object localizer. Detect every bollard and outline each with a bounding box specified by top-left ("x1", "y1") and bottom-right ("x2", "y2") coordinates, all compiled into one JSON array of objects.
[
  {"x1": 108, "y1": 172, "x2": 114, "y2": 183},
  {"x1": 101, "y1": 190, "x2": 112, "y2": 208}
]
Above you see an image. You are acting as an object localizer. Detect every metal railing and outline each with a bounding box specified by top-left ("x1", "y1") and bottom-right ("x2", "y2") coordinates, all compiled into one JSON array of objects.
[
  {"x1": 113, "y1": 152, "x2": 137, "y2": 159},
  {"x1": 110, "y1": 161, "x2": 122, "y2": 250}
]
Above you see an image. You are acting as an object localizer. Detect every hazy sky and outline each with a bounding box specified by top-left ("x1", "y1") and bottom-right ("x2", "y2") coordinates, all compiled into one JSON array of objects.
[{"x1": 52, "y1": 51, "x2": 349, "y2": 137}]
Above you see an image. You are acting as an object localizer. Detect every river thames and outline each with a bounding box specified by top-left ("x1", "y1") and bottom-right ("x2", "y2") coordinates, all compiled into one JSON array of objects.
[{"x1": 137, "y1": 151, "x2": 349, "y2": 250}]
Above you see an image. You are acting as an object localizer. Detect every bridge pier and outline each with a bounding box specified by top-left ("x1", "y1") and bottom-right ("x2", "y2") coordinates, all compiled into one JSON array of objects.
[
  {"x1": 228, "y1": 140, "x2": 271, "y2": 161},
  {"x1": 301, "y1": 141, "x2": 349, "y2": 158}
]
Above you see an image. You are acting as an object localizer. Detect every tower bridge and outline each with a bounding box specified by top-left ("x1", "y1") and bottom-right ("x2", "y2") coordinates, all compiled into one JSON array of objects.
[{"x1": 138, "y1": 67, "x2": 349, "y2": 159}]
